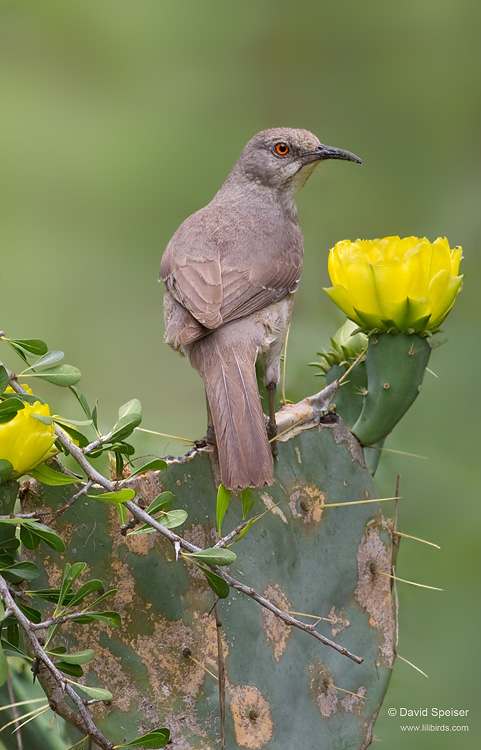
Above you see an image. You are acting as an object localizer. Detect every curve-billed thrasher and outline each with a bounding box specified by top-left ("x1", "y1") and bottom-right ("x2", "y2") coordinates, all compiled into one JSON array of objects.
[{"x1": 160, "y1": 128, "x2": 361, "y2": 490}]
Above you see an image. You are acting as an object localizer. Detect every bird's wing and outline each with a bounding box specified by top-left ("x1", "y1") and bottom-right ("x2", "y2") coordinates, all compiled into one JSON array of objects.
[
  {"x1": 160, "y1": 206, "x2": 303, "y2": 332},
  {"x1": 218, "y1": 255, "x2": 302, "y2": 322},
  {"x1": 162, "y1": 249, "x2": 301, "y2": 331},
  {"x1": 163, "y1": 255, "x2": 224, "y2": 329}
]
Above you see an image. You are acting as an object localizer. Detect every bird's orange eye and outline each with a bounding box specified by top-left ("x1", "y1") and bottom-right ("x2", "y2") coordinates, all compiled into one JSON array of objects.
[{"x1": 274, "y1": 142, "x2": 289, "y2": 156}]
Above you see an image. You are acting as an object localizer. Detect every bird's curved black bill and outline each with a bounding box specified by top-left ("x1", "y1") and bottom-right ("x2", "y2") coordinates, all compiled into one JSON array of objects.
[{"x1": 307, "y1": 143, "x2": 362, "y2": 164}]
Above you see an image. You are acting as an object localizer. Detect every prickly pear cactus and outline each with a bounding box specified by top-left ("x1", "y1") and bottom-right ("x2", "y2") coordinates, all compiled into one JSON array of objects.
[
  {"x1": 351, "y1": 333, "x2": 431, "y2": 446},
  {"x1": 22, "y1": 415, "x2": 396, "y2": 749}
]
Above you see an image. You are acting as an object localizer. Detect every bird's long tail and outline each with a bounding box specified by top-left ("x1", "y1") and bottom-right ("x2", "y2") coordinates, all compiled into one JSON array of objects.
[{"x1": 189, "y1": 321, "x2": 273, "y2": 490}]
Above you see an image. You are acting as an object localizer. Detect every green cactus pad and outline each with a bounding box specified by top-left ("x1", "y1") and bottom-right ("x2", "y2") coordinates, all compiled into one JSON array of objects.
[
  {"x1": 16, "y1": 418, "x2": 396, "y2": 749},
  {"x1": 351, "y1": 333, "x2": 431, "y2": 446}
]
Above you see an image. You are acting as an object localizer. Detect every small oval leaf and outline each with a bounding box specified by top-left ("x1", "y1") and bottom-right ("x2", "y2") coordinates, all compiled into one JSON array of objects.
[
  {"x1": 29, "y1": 464, "x2": 79, "y2": 486},
  {"x1": 27, "y1": 365, "x2": 81, "y2": 387},
  {"x1": 67, "y1": 680, "x2": 113, "y2": 701},
  {"x1": 89, "y1": 489, "x2": 135, "y2": 504},
  {"x1": 184, "y1": 548, "x2": 237, "y2": 566},
  {"x1": 49, "y1": 649, "x2": 95, "y2": 665}
]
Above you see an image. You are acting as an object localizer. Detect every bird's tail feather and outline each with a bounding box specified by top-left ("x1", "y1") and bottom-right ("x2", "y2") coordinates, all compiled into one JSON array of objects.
[{"x1": 190, "y1": 331, "x2": 273, "y2": 490}]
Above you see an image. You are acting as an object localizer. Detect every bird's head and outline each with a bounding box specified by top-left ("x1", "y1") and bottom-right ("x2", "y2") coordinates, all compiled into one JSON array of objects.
[{"x1": 235, "y1": 127, "x2": 362, "y2": 195}]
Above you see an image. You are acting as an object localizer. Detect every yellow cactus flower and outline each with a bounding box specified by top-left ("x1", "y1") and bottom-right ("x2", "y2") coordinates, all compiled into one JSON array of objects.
[
  {"x1": 0, "y1": 399, "x2": 57, "y2": 477},
  {"x1": 324, "y1": 236, "x2": 463, "y2": 332}
]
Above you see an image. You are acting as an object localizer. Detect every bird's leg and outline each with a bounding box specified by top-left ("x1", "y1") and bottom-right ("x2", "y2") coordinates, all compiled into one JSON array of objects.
[
  {"x1": 266, "y1": 381, "x2": 278, "y2": 457},
  {"x1": 205, "y1": 392, "x2": 216, "y2": 445}
]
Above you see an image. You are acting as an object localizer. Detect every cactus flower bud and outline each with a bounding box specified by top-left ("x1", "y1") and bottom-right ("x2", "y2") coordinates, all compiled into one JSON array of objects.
[
  {"x1": 0, "y1": 398, "x2": 56, "y2": 477},
  {"x1": 324, "y1": 236, "x2": 463, "y2": 333}
]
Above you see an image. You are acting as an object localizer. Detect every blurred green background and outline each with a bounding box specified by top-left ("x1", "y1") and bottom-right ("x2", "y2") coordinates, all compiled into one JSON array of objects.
[{"x1": 0, "y1": 0, "x2": 480, "y2": 747}]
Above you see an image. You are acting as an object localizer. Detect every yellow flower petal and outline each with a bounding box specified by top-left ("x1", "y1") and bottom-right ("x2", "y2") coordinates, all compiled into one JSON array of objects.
[
  {"x1": 0, "y1": 401, "x2": 56, "y2": 476},
  {"x1": 428, "y1": 271, "x2": 463, "y2": 327},
  {"x1": 326, "y1": 236, "x2": 463, "y2": 332},
  {"x1": 324, "y1": 285, "x2": 364, "y2": 326},
  {"x1": 450, "y1": 246, "x2": 463, "y2": 276}
]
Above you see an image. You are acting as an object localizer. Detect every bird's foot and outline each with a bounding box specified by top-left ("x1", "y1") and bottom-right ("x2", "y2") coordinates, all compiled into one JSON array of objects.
[
  {"x1": 195, "y1": 424, "x2": 216, "y2": 450},
  {"x1": 267, "y1": 421, "x2": 278, "y2": 459}
]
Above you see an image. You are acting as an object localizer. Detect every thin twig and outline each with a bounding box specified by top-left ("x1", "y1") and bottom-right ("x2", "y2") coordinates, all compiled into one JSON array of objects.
[
  {"x1": 29, "y1": 611, "x2": 105, "y2": 631},
  {"x1": 0, "y1": 574, "x2": 114, "y2": 750},
  {"x1": 214, "y1": 519, "x2": 249, "y2": 548},
  {"x1": 47, "y1": 481, "x2": 93, "y2": 525}
]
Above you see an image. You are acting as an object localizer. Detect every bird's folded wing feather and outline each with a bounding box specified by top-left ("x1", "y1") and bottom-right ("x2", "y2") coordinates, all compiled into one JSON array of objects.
[
  {"x1": 163, "y1": 252, "x2": 301, "y2": 331},
  {"x1": 160, "y1": 202, "x2": 303, "y2": 331}
]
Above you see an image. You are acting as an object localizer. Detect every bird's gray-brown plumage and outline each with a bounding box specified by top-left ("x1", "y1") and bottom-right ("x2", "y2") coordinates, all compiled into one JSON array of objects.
[{"x1": 160, "y1": 128, "x2": 361, "y2": 489}]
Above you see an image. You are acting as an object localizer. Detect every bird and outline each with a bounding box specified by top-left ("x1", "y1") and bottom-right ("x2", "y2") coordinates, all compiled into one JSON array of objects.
[{"x1": 160, "y1": 128, "x2": 361, "y2": 490}]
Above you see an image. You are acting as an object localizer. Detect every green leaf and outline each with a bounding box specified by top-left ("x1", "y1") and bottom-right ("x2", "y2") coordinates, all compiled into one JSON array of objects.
[
  {"x1": 0, "y1": 537, "x2": 20, "y2": 551},
  {"x1": 30, "y1": 413, "x2": 53, "y2": 425},
  {"x1": 0, "y1": 638, "x2": 27, "y2": 659},
  {"x1": 55, "y1": 662, "x2": 84, "y2": 677},
  {"x1": 8, "y1": 343, "x2": 29, "y2": 364},
  {"x1": 24, "y1": 587, "x2": 63, "y2": 603},
  {"x1": 107, "y1": 413, "x2": 142, "y2": 444},
  {"x1": 0, "y1": 561, "x2": 40, "y2": 581},
  {"x1": 72, "y1": 610, "x2": 121, "y2": 627},
  {"x1": 69, "y1": 386, "x2": 92, "y2": 421},
  {"x1": 0, "y1": 641, "x2": 7, "y2": 687},
  {"x1": 114, "y1": 451, "x2": 124, "y2": 480},
  {"x1": 199, "y1": 565, "x2": 230, "y2": 599},
  {"x1": 29, "y1": 464, "x2": 79, "y2": 486},
  {"x1": 5, "y1": 390, "x2": 45, "y2": 406},
  {"x1": 118, "y1": 398, "x2": 142, "y2": 419},
  {"x1": 57, "y1": 562, "x2": 87, "y2": 610},
  {"x1": 0, "y1": 460, "x2": 14, "y2": 482},
  {"x1": 128, "y1": 509, "x2": 187, "y2": 534},
  {"x1": 54, "y1": 416, "x2": 93, "y2": 427},
  {"x1": 22, "y1": 350, "x2": 65, "y2": 372},
  {"x1": 234, "y1": 517, "x2": 255, "y2": 543},
  {"x1": 22, "y1": 521, "x2": 66, "y2": 552},
  {"x1": 25, "y1": 365, "x2": 81, "y2": 387},
  {"x1": 67, "y1": 579, "x2": 103, "y2": 607},
  {"x1": 20, "y1": 524, "x2": 41, "y2": 550},
  {"x1": 66, "y1": 680, "x2": 113, "y2": 701},
  {"x1": 117, "y1": 503, "x2": 128, "y2": 524},
  {"x1": 89, "y1": 489, "x2": 135, "y2": 504},
  {"x1": 16, "y1": 602, "x2": 42, "y2": 622},
  {"x1": 0, "y1": 366, "x2": 9, "y2": 395},
  {"x1": 126, "y1": 459, "x2": 167, "y2": 480},
  {"x1": 158, "y1": 509, "x2": 188, "y2": 529},
  {"x1": 216, "y1": 484, "x2": 230, "y2": 538},
  {"x1": 91, "y1": 403, "x2": 99, "y2": 431},
  {"x1": 0, "y1": 397, "x2": 25, "y2": 423},
  {"x1": 48, "y1": 649, "x2": 95, "y2": 665},
  {"x1": 53, "y1": 421, "x2": 90, "y2": 448},
  {"x1": 0, "y1": 597, "x2": 5, "y2": 621},
  {"x1": 108, "y1": 442, "x2": 135, "y2": 456},
  {"x1": 241, "y1": 488, "x2": 255, "y2": 519},
  {"x1": 83, "y1": 588, "x2": 117, "y2": 610},
  {"x1": 6, "y1": 623, "x2": 19, "y2": 648},
  {"x1": 145, "y1": 491, "x2": 174, "y2": 515},
  {"x1": 6, "y1": 338, "x2": 48, "y2": 356},
  {"x1": 183, "y1": 547, "x2": 237, "y2": 566},
  {"x1": 115, "y1": 728, "x2": 170, "y2": 749}
]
